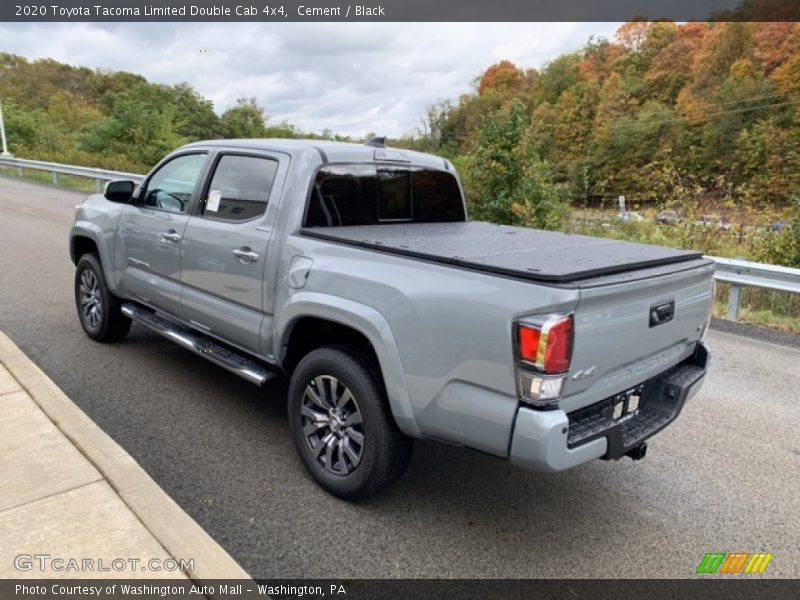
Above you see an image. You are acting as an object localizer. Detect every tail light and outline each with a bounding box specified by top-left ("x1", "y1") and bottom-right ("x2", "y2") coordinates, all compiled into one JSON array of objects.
[{"x1": 514, "y1": 314, "x2": 573, "y2": 408}]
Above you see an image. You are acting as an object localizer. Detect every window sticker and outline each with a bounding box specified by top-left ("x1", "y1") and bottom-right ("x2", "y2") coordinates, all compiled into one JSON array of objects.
[{"x1": 206, "y1": 190, "x2": 221, "y2": 212}]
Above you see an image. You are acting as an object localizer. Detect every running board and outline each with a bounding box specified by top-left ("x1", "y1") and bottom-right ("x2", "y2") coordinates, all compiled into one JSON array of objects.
[{"x1": 121, "y1": 303, "x2": 279, "y2": 386}]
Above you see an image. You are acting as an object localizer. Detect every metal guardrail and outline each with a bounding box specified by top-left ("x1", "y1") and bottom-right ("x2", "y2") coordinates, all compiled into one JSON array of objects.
[
  {"x1": 1, "y1": 156, "x2": 798, "y2": 323},
  {"x1": 711, "y1": 256, "x2": 800, "y2": 321},
  {"x1": 0, "y1": 155, "x2": 144, "y2": 190}
]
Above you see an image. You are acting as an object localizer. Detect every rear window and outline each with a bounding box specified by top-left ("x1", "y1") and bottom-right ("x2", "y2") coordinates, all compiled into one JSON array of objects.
[{"x1": 304, "y1": 164, "x2": 464, "y2": 227}]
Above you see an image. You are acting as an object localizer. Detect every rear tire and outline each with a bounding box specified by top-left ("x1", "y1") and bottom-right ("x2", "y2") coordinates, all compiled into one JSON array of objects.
[
  {"x1": 287, "y1": 346, "x2": 413, "y2": 501},
  {"x1": 74, "y1": 253, "x2": 131, "y2": 343}
]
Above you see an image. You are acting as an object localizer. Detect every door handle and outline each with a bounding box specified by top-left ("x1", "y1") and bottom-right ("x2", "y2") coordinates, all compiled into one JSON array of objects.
[
  {"x1": 161, "y1": 230, "x2": 182, "y2": 243},
  {"x1": 233, "y1": 248, "x2": 260, "y2": 263}
]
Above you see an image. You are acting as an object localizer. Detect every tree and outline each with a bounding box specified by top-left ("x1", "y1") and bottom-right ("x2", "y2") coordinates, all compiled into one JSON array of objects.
[
  {"x1": 477, "y1": 60, "x2": 524, "y2": 96},
  {"x1": 169, "y1": 83, "x2": 221, "y2": 140},
  {"x1": 80, "y1": 84, "x2": 186, "y2": 169},
  {"x1": 536, "y1": 54, "x2": 581, "y2": 104},
  {"x1": 511, "y1": 127, "x2": 567, "y2": 229},
  {"x1": 644, "y1": 23, "x2": 707, "y2": 103},
  {"x1": 616, "y1": 20, "x2": 651, "y2": 52},
  {"x1": 220, "y1": 97, "x2": 268, "y2": 138},
  {"x1": 0, "y1": 99, "x2": 39, "y2": 152},
  {"x1": 464, "y1": 99, "x2": 529, "y2": 223},
  {"x1": 463, "y1": 98, "x2": 566, "y2": 228}
]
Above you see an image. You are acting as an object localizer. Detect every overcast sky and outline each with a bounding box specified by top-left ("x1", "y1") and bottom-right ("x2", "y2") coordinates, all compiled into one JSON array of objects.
[{"x1": 0, "y1": 22, "x2": 619, "y2": 137}]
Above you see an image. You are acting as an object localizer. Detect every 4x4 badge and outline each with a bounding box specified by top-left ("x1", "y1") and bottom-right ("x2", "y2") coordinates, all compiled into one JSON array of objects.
[{"x1": 572, "y1": 365, "x2": 597, "y2": 380}]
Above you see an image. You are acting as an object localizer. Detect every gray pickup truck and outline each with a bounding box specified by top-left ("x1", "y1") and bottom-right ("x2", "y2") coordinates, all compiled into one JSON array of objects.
[{"x1": 70, "y1": 138, "x2": 713, "y2": 499}]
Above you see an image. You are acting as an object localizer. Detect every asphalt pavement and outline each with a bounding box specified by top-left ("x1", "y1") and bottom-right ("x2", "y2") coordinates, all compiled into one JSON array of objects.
[{"x1": 0, "y1": 175, "x2": 798, "y2": 578}]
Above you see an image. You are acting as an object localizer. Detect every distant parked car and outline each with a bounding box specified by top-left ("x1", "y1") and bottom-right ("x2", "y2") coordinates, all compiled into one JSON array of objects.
[
  {"x1": 767, "y1": 221, "x2": 784, "y2": 232},
  {"x1": 655, "y1": 210, "x2": 682, "y2": 225},
  {"x1": 617, "y1": 211, "x2": 645, "y2": 223},
  {"x1": 694, "y1": 214, "x2": 731, "y2": 231}
]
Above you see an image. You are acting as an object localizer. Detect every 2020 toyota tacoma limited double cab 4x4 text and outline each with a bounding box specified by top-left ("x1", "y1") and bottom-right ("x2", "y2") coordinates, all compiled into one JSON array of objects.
[{"x1": 70, "y1": 138, "x2": 713, "y2": 500}]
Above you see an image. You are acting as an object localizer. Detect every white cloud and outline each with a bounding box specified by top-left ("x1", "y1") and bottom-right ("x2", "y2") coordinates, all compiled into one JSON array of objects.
[{"x1": 0, "y1": 22, "x2": 619, "y2": 137}]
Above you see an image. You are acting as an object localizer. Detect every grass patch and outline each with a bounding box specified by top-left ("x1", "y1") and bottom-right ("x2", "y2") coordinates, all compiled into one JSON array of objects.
[
  {"x1": 0, "y1": 165, "x2": 99, "y2": 193},
  {"x1": 713, "y1": 301, "x2": 800, "y2": 334}
]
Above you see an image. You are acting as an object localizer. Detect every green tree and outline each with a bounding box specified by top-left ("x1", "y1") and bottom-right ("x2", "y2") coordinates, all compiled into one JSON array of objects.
[
  {"x1": 463, "y1": 98, "x2": 566, "y2": 228},
  {"x1": 169, "y1": 82, "x2": 221, "y2": 140},
  {"x1": 220, "y1": 97, "x2": 268, "y2": 138},
  {"x1": 81, "y1": 85, "x2": 185, "y2": 169},
  {"x1": 463, "y1": 99, "x2": 529, "y2": 223},
  {"x1": 511, "y1": 129, "x2": 567, "y2": 229}
]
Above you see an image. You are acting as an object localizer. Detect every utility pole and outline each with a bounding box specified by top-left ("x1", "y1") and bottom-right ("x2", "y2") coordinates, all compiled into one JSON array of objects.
[
  {"x1": 583, "y1": 165, "x2": 589, "y2": 209},
  {"x1": 0, "y1": 100, "x2": 9, "y2": 156}
]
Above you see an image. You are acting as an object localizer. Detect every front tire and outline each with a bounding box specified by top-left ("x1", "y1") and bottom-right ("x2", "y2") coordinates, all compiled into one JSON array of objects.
[
  {"x1": 74, "y1": 253, "x2": 131, "y2": 343},
  {"x1": 288, "y1": 346, "x2": 413, "y2": 501}
]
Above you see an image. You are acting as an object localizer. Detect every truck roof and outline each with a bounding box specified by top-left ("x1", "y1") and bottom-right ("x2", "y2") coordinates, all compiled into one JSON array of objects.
[{"x1": 181, "y1": 138, "x2": 452, "y2": 170}]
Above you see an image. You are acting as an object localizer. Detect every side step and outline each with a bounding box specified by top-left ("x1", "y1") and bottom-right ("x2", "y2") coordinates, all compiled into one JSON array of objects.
[{"x1": 121, "y1": 303, "x2": 279, "y2": 386}]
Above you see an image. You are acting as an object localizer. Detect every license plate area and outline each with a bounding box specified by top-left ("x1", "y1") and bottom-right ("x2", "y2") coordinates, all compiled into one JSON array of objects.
[
  {"x1": 566, "y1": 346, "x2": 708, "y2": 458},
  {"x1": 567, "y1": 384, "x2": 649, "y2": 447},
  {"x1": 605, "y1": 386, "x2": 643, "y2": 422}
]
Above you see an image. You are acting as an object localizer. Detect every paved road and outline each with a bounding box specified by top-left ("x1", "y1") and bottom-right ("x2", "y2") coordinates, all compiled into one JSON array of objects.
[{"x1": 1, "y1": 175, "x2": 799, "y2": 578}]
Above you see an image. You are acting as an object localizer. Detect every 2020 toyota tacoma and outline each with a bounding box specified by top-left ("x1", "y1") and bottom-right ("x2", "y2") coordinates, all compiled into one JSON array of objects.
[{"x1": 70, "y1": 138, "x2": 713, "y2": 499}]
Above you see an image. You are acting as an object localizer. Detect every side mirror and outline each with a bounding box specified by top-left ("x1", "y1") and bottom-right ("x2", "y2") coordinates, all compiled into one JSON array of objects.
[{"x1": 104, "y1": 180, "x2": 136, "y2": 204}]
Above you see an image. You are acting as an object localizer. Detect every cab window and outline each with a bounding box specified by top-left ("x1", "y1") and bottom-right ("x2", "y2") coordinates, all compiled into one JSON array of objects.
[
  {"x1": 201, "y1": 155, "x2": 278, "y2": 222},
  {"x1": 142, "y1": 153, "x2": 206, "y2": 214}
]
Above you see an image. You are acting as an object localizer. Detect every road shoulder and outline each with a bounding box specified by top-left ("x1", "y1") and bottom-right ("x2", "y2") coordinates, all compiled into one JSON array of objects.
[{"x1": 710, "y1": 317, "x2": 800, "y2": 349}]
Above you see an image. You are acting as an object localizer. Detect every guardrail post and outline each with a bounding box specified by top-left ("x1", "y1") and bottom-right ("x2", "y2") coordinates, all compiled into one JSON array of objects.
[
  {"x1": 94, "y1": 178, "x2": 102, "y2": 192},
  {"x1": 726, "y1": 284, "x2": 742, "y2": 321},
  {"x1": 51, "y1": 171, "x2": 59, "y2": 186},
  {"x1": 17, "y1": 166, "x2": 23, "y2": 177}
]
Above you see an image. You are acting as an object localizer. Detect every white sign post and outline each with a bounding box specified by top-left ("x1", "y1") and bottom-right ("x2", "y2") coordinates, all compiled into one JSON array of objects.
[
  {"x1": 618, "y1": 195, "x2": 625, "y2": 211},
  {"x1": 0, "y1": 101, "x2": 9, "y2": 156}
]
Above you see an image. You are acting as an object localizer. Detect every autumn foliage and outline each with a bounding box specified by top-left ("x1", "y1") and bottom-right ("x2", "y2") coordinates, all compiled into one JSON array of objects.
[{"x1": 425, "y1": 21, "x2": 800, "y2": 212}]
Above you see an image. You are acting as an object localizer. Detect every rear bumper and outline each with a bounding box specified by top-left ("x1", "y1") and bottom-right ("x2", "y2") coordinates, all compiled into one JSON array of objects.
[{"x1": 509, "y1": 342, "x2": 709, "y2": 473}]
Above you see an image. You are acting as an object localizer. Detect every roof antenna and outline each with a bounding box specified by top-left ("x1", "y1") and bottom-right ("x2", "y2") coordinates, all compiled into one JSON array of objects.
[{"x1": 365, "y1": 136, "x2": 386, "y2": 148}]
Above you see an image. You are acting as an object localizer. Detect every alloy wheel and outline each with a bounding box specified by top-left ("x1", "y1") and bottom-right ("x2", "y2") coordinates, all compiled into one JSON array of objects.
[
  {"x1": 301, "y1": 375, "x2": 364, "y2": 475},
  {"x1": 79, "y1": 269, "x2": 103, "y2": 329}
]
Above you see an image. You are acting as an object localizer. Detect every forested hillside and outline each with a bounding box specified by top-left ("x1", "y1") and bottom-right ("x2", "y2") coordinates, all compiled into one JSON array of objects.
[
  {"x1": 417, "y1": 22, "x2": 800, "y2": 218},
  {"x1": 3, "y1": 22, "x2": 800, "y2": 209},
  {"x1": 402, "y1": 21, "x2": 800, "y2": 270},
  {"x1": 1, "y1": 21, "x2": 798, "y2": 268},
  {"x1": 0, "y1": 53, "x2": 328, "y2": 173}
]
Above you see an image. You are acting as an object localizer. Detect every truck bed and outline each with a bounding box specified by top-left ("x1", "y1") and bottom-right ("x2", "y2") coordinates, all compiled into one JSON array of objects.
[{"x1": 299, "y1": 221, "x2": 707, "y2": 285}]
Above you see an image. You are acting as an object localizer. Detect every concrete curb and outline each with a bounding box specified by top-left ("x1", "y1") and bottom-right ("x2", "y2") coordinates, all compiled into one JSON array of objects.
[{"x1": 0, "y1": 331, "x2": 251, "y2": 582}]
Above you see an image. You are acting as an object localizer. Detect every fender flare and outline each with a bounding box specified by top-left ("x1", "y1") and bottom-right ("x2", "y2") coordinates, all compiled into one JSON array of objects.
[
  {"x1": 69, "y1": 222, "x2": 120, "y2": 295},
  {"x1": 275, "y1": 291, "x2": 420, "y2": 438}
]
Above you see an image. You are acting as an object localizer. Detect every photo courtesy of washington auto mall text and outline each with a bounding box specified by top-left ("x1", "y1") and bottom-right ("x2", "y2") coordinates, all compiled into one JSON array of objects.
[
  {"x1": 14, "y1": 583, "x2": 348, "y2": 598},
  {"x1": 1, "y1": 0, "x2": 800, "y2": 599}
]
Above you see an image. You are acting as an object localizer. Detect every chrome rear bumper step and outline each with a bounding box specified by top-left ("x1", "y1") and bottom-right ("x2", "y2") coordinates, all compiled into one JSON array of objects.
[{"x1": 121, "y1": 303, "x2": 279, "y2": 386}]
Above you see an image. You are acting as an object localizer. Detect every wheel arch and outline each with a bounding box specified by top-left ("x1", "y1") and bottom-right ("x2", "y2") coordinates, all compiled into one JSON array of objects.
[
  {"x1": 70, "y1": 223, "x2": 120, "y2": 294},
  {"x1": 70, "y1": 234, "x2": 99, "y2": 264},
  {"x1": 276, "y1": 292, "x2": 420, "y2": 437}
]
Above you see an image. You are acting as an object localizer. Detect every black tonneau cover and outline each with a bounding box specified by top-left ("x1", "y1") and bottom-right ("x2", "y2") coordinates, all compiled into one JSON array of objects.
[{"x1": 299, "y1": 221, "x2": 705, "y2": 284}]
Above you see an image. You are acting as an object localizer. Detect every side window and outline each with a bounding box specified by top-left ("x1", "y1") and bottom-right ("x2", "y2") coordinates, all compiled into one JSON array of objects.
[
  {"x1": 202, "y1": 155, "x2": 278, "y2": 222},
  {"x1": 142, "y1": 153, "x2": 206, "y2": 214}
]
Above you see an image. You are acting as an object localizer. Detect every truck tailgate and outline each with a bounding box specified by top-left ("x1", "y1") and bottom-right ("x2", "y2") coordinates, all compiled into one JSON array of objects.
[
  {"x1": 299, "y1": 221, "x2": 703, "y2": 284},
  {"x1": 560, "y1": 258, "x2": 715, "y2": 412}
]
